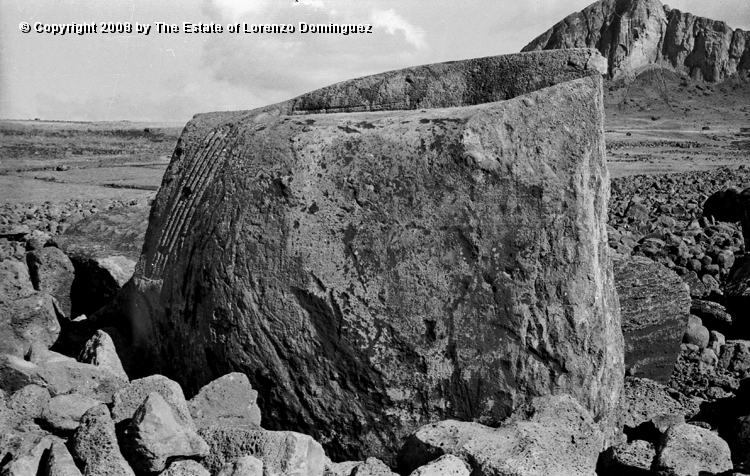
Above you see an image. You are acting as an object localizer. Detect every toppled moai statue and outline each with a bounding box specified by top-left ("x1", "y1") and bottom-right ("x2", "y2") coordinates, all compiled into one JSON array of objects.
[{"x1": 120, "y1": 49, "x2": 623, "y2": 462}]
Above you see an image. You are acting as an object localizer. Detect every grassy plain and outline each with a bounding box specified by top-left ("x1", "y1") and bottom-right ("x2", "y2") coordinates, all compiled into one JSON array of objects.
[
  {"x1": 0, "y1": 120, "x2": 181, "y2": 204},
  {"x1": 1, "y1": 68, "x2": 749, "y2": 206}
]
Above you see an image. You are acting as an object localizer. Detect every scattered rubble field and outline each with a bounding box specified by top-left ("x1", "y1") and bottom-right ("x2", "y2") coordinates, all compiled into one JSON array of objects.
[{"x1": 604, "y1": 68, "x2": 750, "y2": 177}]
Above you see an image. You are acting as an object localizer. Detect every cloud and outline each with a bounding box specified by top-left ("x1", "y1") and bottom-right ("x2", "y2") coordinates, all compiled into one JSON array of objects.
[
  {"x1": 293, "y1": 0, "x2": 326, "y2": 11},
  {"x1": 196, "y1": 0, "x2": 432, "y2": 111},
  {"x1": 210, "y1": 0, "x2": 266, "y2": 18},
  {"x1": 371, "y1": 9, "x2": 427, "y2": 50},
  {"x1": 209, "y1": 0, "x2": 326, "y2": 20}
]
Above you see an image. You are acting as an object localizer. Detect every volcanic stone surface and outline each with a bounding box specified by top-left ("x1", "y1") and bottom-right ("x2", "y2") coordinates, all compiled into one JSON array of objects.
[
  {"x1": 55, "y1": 203, "x2": 149, "y2": 317},
  {"x1": 612, "y1": 253, "x2": 690, "y2": 383},
  {"x1": 175, "y1": 49, "x2": 607, "y2": 148},
  {"x1": 126, "y1": 66, "x2": 622, "y2": 462}
]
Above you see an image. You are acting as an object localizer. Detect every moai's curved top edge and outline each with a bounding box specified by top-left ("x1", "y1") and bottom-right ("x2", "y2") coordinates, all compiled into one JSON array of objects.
[{"x1": 180, "y1": 48, "x2": 607, "y2": 141}]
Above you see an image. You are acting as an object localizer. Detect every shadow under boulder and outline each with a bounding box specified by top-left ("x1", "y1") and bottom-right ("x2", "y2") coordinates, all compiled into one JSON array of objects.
[{"x1": 54, "y1": 203, "x2": 149, "y2": 319}]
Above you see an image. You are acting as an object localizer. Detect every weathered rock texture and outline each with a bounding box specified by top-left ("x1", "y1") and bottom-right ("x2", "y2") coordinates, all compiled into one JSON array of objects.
[
  {"x1": 408, "y1": 455, "x2": 469, "y2": 476},
  {"x1": 124, "y1": 51, "x2": 622, "y2": 461},
  {"x1": 111, "y1": 375, "x2": 193, "y2": 428},
  {"x1": 522, "y1": 0, "x2": 750, "y2": 82},
  {"x1": 78, "y1": 329, "x2": 129, "y2": 381},
  {"x1": 398, "y1": 395, "x2": 604, "y2": 476},
  {"x1": 188, "y1": 372, "x2": 261, "y2": 429},
  {"x1": 0, "y1": 259, "x2": 61, "y2": 358},
  {"x1": 621, "y1": 377, "x2": 699, "y2": 436},
  {"x1": 121, "y1": 392, "x2": 209, "y2": 473},
  {"x1": 653, "y1": 423, "x2": 733, "y2": 475},
  {"x1": 612, "y1": 253, "x2": 690, "y2": 383},
  {"x1": 26, "y1": 246, "x2": 75, "y2": 317},
  {"x1": 597, "y1": 440, "x2": 655, "y2": 475},
  {"x1": 71, "y1": 404, "x2": 135, "y2": 476},
  {"x1": 725, "y1": 256, "x2": 750, "y2": 336},
  {"x1": 199, "y1": 427, "x2": 328, "y2": 476},
  {"x1": 173, "y1": 48, "x2": 606, "y2": 140},
  {"x1": 0, "y1": 433, "x2": 55, "y2": 476},
  {"x1": 55, "y1": 204, "x2": 149, "y2": 317}
]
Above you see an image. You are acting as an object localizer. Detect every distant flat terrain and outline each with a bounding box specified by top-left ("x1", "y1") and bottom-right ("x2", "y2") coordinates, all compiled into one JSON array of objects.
[
  {"x1": 2, "y1": 69, "x2": 748, "y2": 205},
  {"x1": 0, "y1": 120, "x2": 182, "y2": 205},
  {"x1": 604, "y1": 68, "x2": 750, "y2": 178}
]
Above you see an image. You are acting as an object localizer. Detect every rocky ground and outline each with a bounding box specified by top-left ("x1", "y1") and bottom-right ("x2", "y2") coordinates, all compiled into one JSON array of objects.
[
  {"x1": 0, "y1": 198, "x2": 148, "y2": 262},
  {"x1": 3, "y1": 67, "x2": 750, "y2": 474},
  {"x1": 3, "y1": 155, "x2": 750, "y2": 476},
  {"x1": 604, "y1": 166, "x2": 750, "y2": 474}
]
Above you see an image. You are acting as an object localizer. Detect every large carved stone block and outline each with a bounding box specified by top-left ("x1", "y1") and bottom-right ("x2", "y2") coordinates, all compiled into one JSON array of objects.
[{"x1": 126, "y1": 67, "x2": 622, "y2": 461}]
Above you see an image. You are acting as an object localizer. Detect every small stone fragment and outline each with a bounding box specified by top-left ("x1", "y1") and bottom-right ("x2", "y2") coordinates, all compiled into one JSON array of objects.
[
  {"x1": 71, "y1": 403, "x2": 135, "y2": 476},
  {"x1": 325, "y1": 461, "x2": 361, "y2": 476},
  {"x1": 189, "y1": 372, "x2": 261, "y2": 429},
  {"x1": 398, "y1": 395, "x2": 602, "y2": 476},
  {"x1": 42, "y1": 393, "x2": 101, "y2": 432},
  {"x1": 36, "y1": 359, "x2": 127, "y2": 403},
  {"x1": 351, "y1": 458, "x2": 397, "y2": 476},
  {"x1": 26, "y1": 247, "x2": 75, "y2": 317},
  {"x1": 121, "y1": 392, "x2": 209, "y2": 473},
  {"x1": 199, "y1": 426, "x2": 330, "y2": 476},
  {"x1": 621, "y1": 377, "x2": 695, "y2": 433},
  {"x1": 0, "y1": 292, "x2": 61, "y2": 358},
  {"x1": 44, "y1": 440, "x2": 83, "y2": 476},
  {"x1": 653, "y1": 423, "x2": 732, "y2": 476},
  {"x1": 111, "y1": 374, "x2": 194, "y2": 428},
  {"x1": 78, "y1": 329, "x2": 129, "y2": 381},
  {"x1": 161, "y1": 460, "x2": 211, "y2": 476},
  {"x1": 217, "y1": 455, "x2": 264, "y2": 476},
  {"x1": 0, "y1": 354, "x2": 45, "y2": 393},
  {"x1": 408, "y1": 455, "x2": 470, "y2": 476},
  {"x1": 683, "y1": 315, "x2": 710, "y2": 348},
  {"x1": 0, "y1": 433, "x2": 54, "y2": 476},
  {"x1": 7, "y1": 384, "x2": 50, "y2": 422},
  {"x1": 598, "y1": 440, "x2": 655, "y2": 474}
]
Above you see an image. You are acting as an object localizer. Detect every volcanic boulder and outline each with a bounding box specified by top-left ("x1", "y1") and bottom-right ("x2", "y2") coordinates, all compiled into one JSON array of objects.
[
  {"x1": 126, "y1": 67, "x2": 622, "y2": 462},
  {"x1": 703, "y1": 187, "x2": 743, "y2": 224},
  {"x1": 612, "y1": 253, "x2": 690, "y2": 383},
  {"x1": 397, "y1": 395, "x2": 604, "y2": 476},
  {"x1": 0, "y1": 259, "x2": 61, "y2": 358},
  {"x1": 55, "y1": 204, "x2": 149, "y2": 318},
  {"x1": 25, "y1": 246, "x2": 75, "y2": 317}
]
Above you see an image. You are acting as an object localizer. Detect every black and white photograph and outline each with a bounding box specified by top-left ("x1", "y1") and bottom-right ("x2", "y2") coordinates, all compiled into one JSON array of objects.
[{"x1": 2, "y1": 0, "x2": 750, "y2": 474}]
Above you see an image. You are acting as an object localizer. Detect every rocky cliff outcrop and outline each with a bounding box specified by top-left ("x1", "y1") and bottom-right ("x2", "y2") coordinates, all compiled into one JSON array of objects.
[
  {"x1": 522, "y1": 0, "x2": 750, "y2": 82},
  {"x1": 119, "y1": 50, "x2": 622, "y2": 463}
]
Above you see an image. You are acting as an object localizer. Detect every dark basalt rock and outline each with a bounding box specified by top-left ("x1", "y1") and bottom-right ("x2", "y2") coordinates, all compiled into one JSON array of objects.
[
  {"x1": 691, "y1": 299, "x2": 734, "y2": 335},
  {"x1": 703, "y1": 187, "x2": 743, "y2": 224},
  {"x1": 612, "y1": 253, "x2": 690, "y2": 383},
  {"x1": 55, "y1": 204, "x2": 149, "y2": 318}
]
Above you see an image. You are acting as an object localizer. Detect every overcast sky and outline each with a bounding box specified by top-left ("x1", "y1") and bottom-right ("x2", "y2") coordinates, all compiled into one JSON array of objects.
[{"x1": 1, "y1": 0, "x2": 749, "y2": 123}]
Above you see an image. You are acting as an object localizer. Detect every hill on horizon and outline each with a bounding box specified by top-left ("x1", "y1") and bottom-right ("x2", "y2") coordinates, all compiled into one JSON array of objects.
[{"x1": 522, "y1": 0, "x2": 750, "y2": 83}]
